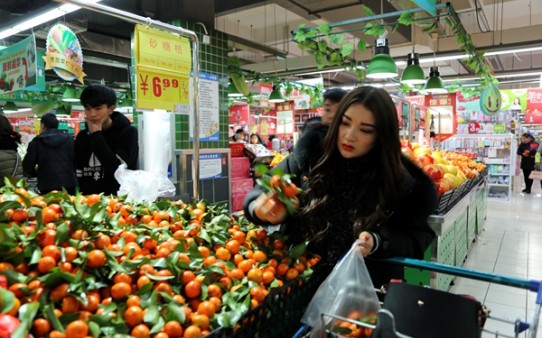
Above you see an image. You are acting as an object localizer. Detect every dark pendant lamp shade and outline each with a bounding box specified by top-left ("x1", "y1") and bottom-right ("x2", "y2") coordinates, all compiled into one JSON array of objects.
[
  {"x1": 423, "y1": 66, "x2": 447, "y2": 94},
  {"x1": 3, "y1": 101, "x2": 18, "y2": 113},
  {"x1": 400, "y1": 53, "x2": 426, "y2": 85},
  {"x1": 62, "y1": 86, "x2": 80, "y2": 102},
  {"x1": 228, "y1": 80, "x2": 243, "y2": 97},
  {"x1": 56, "y1": 105, "x2": 69, "y2": 115},
  {"x1": 268, "y1": 85, "x2": 285, "y2": 103},
  {"x1": 366, "y1": 38, "x2": 398, "y2": 79}
]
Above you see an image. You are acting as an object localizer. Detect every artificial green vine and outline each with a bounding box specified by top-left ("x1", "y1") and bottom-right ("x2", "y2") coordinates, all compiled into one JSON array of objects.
[
  {"x1": 228, "y1": 55, "x2": 324, "y2": 108},
  {"x1": 290, "y1": 3, "x2": 497, "y2": 93}
]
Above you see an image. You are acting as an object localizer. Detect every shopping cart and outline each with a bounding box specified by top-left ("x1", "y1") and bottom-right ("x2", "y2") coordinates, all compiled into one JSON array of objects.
[{"x1": 293, "y1": 257, "x2": 542, "y2": 338}]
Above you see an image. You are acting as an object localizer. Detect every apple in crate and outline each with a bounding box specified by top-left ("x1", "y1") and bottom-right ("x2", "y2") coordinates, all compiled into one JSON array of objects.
[
  {"x1": 423, "y1": 164, "x2": 445, "y2": 181},
  {"x1": 435, "y1": 178, "x2": 452, "y2": 196},
  {"x1": 415, "y1": 154, "x2": 434, "y2": 168}
]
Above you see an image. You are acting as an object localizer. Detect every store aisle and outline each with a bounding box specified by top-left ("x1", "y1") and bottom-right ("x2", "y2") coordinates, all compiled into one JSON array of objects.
[{"x1": 449, "y1": 184, "x2": 542, "y2": 338}]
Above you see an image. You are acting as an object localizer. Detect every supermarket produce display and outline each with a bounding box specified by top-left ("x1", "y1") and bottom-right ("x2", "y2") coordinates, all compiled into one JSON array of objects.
[
  {"x1": 401, "y1": 142, "x2": 487, "y2": 215},
  {"x1": 0, "y1": 180, "x2": 322, "y2": 338}
]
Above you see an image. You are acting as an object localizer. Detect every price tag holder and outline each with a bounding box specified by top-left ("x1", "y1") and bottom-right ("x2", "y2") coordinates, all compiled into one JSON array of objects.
[{"x1": 135, "y1": 65, "x2": 189, "y2": 111}]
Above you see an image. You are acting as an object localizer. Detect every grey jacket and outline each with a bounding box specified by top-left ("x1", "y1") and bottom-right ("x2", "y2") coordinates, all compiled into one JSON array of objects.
[{"x1": 0, "y1": 149, "x2": 22, "y2": 187}]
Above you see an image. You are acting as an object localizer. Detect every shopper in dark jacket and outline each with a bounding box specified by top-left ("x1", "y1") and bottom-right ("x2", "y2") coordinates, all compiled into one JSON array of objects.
[
  {"x1": 244, "y1": 86, "x2": 438, "y2": 288},
  {"x1": 75, "y1": 84, "x2": 138, "y2": 195},
  {"x1": 0, "y1": 114, "x2": 23, "y2": 187},
  {"x1": 516, "y1": 132, "x2": 539, "y2": 194},
  {"x1": 23, "y1": 113, "x2": 77, "y2": 194}
]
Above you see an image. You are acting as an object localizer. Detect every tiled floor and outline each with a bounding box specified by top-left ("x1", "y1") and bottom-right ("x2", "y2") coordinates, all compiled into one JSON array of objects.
[{"x1": 449, "y1": 182, "x2": 542, "y2": 338}]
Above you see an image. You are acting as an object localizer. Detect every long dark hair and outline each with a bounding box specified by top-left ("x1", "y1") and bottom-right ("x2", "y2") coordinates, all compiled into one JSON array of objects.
[
  {"x1": 0, "y1": 114, "x2": 22, "y2": 144},
  {"x1": 298, "y1": 86, "x2": 405, "y2": 240}
]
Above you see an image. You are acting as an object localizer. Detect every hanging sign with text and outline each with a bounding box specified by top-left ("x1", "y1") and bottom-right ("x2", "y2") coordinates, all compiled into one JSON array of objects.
[
  {"x1": 135, "y1": 66, "x2": 189, "y2": 110},
  {"x1": 133, "y1": 25, "x2": 191, "y2": 111},
  {"x1": 0, "y1": 35, "x2": 38, "y2": 93},
  {"x1": 44, "y1": 24, "x2": 85, "y2": 84},
  {"x1": 525, "y1": 88, "x2": 542, "y2": 124}
]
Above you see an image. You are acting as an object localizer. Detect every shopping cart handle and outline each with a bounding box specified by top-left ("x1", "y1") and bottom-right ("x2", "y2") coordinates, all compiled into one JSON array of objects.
[{"x1": 383, "y1": 257, "x2": 542, "y2": 293}]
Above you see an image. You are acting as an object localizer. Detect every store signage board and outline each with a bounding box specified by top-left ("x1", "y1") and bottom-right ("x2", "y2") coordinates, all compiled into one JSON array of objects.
[
  {"x1": 525, "y1": 88, "x2": 542, "y2": 123},
  {"x1": 199, "y1": 153, "x2": 222, "y2": 180},
  {"x1": 229, "y1": 103, "x2": 249, "y2": 125},
  {"x1": 426, "y1": 93, "x2": 456, "y2": 142},
  {"x1": 501, "y1": 89, "x2": 527, "y2": 111},
  {"x1": 135, "y1": 65, "x2": 189, "y2": 111},
  {"x1": 133, "y1": 25, "x2": 191, "y2": 111},
  {"x1": 44, "y1": 24, "x2": 85, "y2": 84},
  {"x1": 493, "y1": 124, "x2": 506, "y2": 134},
  {"x1": 467, "y1": 121, "x2": 480, "y2": 134},
  {"x1": 188, "y1": 72, "x2": 219, "y2": 142},
  {"x1": 276, "y1": 101, "x2": 295, "y2": 134},
  {"x1": 0, "y1": 35, "x2": 38, "y2": 94},
  {"x1": 259, "y1": 83, "x2": 273, "y2": 107}
]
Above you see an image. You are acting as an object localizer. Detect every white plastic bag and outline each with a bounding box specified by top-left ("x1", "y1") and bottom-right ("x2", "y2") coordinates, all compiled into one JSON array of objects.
[
  {"x1": 114, "y1": 164, "x2": 176, "y2": 203},
  {"x1": 301, "y1": 240, "x2": 381, "y2": 338}
]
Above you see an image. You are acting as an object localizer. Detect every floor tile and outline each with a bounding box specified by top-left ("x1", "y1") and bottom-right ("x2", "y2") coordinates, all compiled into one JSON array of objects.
[{"x1": 446, "y1": 186, "x2": 542, "y2": 337}]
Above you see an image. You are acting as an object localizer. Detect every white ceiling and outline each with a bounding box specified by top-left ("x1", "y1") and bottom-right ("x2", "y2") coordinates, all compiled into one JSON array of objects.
[{"x1": 0, "y1": 0, "x2": 540, "y2": 90}]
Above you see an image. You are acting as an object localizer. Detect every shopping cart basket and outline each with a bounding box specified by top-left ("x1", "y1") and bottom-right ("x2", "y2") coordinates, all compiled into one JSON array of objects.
[{"x1": 293, "y1": 257, "x2": 542, "y2": 338}]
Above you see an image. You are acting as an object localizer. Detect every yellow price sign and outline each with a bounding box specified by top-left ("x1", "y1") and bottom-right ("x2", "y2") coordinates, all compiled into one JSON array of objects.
[{"x1": 136, "y1": 66, "x2": 189, "y2": 111}]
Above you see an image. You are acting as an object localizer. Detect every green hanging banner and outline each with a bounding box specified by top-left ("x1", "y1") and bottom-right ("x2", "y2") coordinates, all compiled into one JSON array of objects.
[{"x1": 411, "y1": 0, "x2": 436, "y2": 16}]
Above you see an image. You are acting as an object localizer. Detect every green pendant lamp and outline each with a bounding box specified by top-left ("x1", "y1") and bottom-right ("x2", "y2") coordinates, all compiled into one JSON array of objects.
[
  {"x1": 366, "y1": 38, "x2": 398, "y2": 79},
  {"x1": 268, "y1": 85, "x2": 285, "y2": 103},
  {"x1": 3, "y1": 101, "x2": 18, "y2": 113},
  {"x1": 56, "y1": 105, "x2": 69, "y2": 115},
  {"x1": 400, "y1": 53, "x2": 425, "y2": 85},
  {"x1": 228, "y1": 80, "x2": 243, "y2": 98},
  {"x1": 62, "y1": 86, "x2": 80, "y2": 102},
  {"x1": 422, "y1": 66, "x2": 447, "y2": 94}
]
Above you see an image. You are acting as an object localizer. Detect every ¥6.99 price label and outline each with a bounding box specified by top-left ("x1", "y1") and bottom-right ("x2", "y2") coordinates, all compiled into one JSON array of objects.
[{"x1": 136, "y1": 66, "x2": 189, "y2": 110}]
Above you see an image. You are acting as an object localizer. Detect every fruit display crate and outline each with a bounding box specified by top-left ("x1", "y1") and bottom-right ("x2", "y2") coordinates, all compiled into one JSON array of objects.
[
  {"x1": 434, "y1": 171, "x2": 488, "y2": 215},
  {"x1": 208, "y1": 264, "x2": 333, "y2": 338}
]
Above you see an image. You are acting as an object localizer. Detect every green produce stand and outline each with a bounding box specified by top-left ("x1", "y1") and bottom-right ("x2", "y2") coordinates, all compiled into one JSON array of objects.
[{"x1": 404, "y1": 178, "x2": 488, "y2": 290}]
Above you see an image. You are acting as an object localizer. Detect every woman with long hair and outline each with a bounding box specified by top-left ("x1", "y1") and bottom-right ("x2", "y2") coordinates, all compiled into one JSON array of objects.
[
  {"x1": 243, "y1": 86, "x2": 438, "y2": 288},
  {"x1": 0, "y1": 114, "x2": 23, "y2": 186}
]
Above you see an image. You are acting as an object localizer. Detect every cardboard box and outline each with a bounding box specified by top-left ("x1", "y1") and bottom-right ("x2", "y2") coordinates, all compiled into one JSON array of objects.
[
  {"x1": 230, "y1": 142, "x2": 245, "y2": 157},
  {"x1": 231, "y1": 157, "x2": 251, "y2": 179},
  {"x1": 231, "y1": 178, "x2": 254, "y2": 212},
  {"x1": 231, "y1": 178, "x2": 254, "y2": 196}
]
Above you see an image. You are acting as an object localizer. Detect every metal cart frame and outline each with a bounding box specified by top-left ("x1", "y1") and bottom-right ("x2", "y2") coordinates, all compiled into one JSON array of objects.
[{"x1": 294, "y1": 257, "x2": 542, "y2": 338}]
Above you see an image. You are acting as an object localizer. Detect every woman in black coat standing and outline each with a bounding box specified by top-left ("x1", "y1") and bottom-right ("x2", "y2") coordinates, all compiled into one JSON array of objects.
[
  {"x1": 516, "y1": 133, "x2": 539, "y2": 194},
  {"x1": 243, "y1": 86, "x2": 438, "y2": 288}
]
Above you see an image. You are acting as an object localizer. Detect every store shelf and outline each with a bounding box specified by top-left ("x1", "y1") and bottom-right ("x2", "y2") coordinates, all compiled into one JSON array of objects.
[
  {"x1": 442, "y1": 134, "x2": 516, "y2": 201},
  {"x1": 484, "y1": 159, "x2": 509, "y2": 164}
]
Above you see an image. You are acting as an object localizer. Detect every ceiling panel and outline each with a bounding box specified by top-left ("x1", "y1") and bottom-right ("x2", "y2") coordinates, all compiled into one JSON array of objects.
[{"x1": 0, "y1": 0, "x2": 540, "y2": 89}]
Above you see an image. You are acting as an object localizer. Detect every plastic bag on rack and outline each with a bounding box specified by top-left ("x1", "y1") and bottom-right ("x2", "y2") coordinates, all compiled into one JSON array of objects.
[
  {"x1": 300, "y1": 240, "x2": 381, "y2": 338},
  {"x1": 114, "y1": 164, "x2": 176, "y2": 203}
]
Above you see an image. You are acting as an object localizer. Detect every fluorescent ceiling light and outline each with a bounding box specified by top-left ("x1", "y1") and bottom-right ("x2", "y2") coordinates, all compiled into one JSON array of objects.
[
  {"x1": 0, "y1": 0, "x2": 103, "y2": 40},
  {"x1": 494, "y1": 71, "x2": 542, "y2": 78},
  {"x1": 486, "y1": 46, "x2": 542, "y2": 56}
]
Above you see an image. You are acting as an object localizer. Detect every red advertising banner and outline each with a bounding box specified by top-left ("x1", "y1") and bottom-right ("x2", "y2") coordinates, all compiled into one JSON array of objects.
[
  {"x1": 525, "y1": 88, "x2": 542, "y2": 123},
  {"x1": 425, "y1": 93, "x2": 457, "y2": 142},
  {"x1": 228, "y1": 103, "x2": 250, "y2": 125},
  {"x1": 259, "y1": 83, "x2": 273, "y2": 107}
]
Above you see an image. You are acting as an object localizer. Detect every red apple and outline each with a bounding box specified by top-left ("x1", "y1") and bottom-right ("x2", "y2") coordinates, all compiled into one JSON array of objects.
[
  {"x1": 415, "y1": 154, "x2": 435, "y2": 168},
  {"x1": 423, "y1": 164, "x2": 444, "y2": 182}
]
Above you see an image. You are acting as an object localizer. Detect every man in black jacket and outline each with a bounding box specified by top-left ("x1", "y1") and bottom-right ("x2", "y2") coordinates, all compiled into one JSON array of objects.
[
  {"x1": 23, "y1": 113, "x2": 77, "y2": 194},
  {"x1": 75, "y1": 84, "x2": 138, "y2": 195}
]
